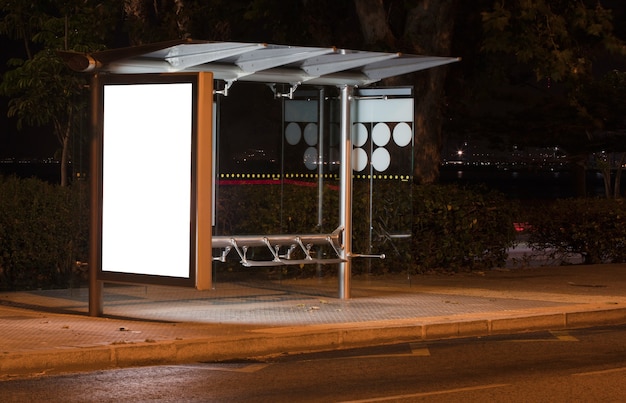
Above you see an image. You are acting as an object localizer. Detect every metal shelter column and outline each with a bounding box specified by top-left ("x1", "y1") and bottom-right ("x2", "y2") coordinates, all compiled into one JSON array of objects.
[
  {"x1": 317, "y1": 87, "x2": 325, "y2": 228},
  {"x1": 338, "y1": 85, "x2": 354, "y2": 299}
]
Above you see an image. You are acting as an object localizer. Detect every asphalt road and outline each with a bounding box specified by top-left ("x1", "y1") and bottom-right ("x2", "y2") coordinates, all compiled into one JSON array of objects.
[{"x1": 3, "y1": 324, "x2": 626, "y2": 402}]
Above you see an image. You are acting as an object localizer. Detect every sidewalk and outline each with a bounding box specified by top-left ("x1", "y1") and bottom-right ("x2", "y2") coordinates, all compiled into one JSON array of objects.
[{"x1": 2, "y1": 263, "x2": 626, "y2": 377}]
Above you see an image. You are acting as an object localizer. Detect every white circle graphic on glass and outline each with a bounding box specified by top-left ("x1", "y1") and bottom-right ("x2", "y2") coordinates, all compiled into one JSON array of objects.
[
  {"x1": 352, "y1": 148, "x2": 368, "y2": 172},
  {"x1": 303, "y1": 147, "x2": 318, "y2": 170},
  {"x1": 372, "y1": 123, "x2": 391, "y2": 147},
  {"x1": 372, "y1": 147, "x2": 391, "y2": 172},
  {"x1": 304, "y1": 122, "x2": 318, "y2": 146},
  {"x1": 285, "y1": 122, "x2": 301, "y2": 145},
  {"x1": 352, "y1": 123, "x2": 368, "y2": 147},
  {"x1": 393, "y1": 122, "x2": 412, "y2": 147}
]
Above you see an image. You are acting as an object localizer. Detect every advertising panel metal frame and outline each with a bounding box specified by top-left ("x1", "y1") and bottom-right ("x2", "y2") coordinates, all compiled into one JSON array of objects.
[{"x1": 90, "y1": 72, "x2": 213, "y2": 294}]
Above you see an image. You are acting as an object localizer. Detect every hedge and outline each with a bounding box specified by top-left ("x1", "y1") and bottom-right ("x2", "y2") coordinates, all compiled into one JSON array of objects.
[
  {"x1": 214, "y1": 181, "x2": 518, "y2": 275},
  {"x1": 10, "y1": 174, "x2": 624, "y2": 290},
  {"x1": 0, "y1": 176, "x2": 89, "y2": 290},
  {"x1": 525, "y1": 198, "x2": 626, "y2": 265},
  {"x1": 412, "y1": 184, "x2": 518, "y2": 273}
]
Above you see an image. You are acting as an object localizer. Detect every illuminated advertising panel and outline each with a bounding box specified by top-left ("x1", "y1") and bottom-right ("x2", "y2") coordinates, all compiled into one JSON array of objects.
[{"x1": 96, "y1": 74, "x2": 206, "y2": 286}]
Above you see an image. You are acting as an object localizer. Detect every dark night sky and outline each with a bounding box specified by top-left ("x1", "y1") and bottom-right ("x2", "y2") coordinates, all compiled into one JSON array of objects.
[{"x1": 0, "y1": 102, "x2": 58, "y2": 159}]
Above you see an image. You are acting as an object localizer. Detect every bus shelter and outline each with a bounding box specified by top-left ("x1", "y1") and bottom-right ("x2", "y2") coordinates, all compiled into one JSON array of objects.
[{"x1": 61, "y1": 39, "x2": 459, "y2": 316}]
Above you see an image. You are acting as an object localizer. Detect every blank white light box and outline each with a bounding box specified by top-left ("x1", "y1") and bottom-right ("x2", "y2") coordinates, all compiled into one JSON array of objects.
[{"x1": 96, "y1": 73, "x2": 213, "y2": 288}]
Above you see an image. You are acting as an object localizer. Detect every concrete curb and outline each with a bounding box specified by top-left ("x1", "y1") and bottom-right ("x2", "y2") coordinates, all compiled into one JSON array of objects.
[{"x1": 3, "y1": 306, "x2": 626, "y2": 377}]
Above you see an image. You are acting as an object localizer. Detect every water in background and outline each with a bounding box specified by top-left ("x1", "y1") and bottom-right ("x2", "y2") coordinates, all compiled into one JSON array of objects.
[
  {"x1": 439, "y1": 167, "x2": 612, "y2": 199},
  {"x1": 0, "y1": 162, "x2": 620, "y2": 200}
]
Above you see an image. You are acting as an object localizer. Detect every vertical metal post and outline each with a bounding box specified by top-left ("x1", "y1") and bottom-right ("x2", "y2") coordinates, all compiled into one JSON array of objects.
[
  {"x1": 89, "y1": 74, "x2": 103, "y2": 316},
  {"x1": 338, "y1": 85, "x2": 353, "y2": 299},
  {"x1": 316, "y1": 88, "x2": 325, "y2": 278},
  {"x1": 280, "y1": 97, "x2": 286, "y2": 231},
  {"x1": 317, "y1": 87, "x2": 325, "y2": 228}
]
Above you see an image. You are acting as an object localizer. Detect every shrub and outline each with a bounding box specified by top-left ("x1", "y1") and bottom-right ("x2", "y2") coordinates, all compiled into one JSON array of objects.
[
  {"x1": 351, "y1": 180, "x2": 414, "y2": 274},
  {"x1": 0, "y1": 177, "x2": 518, "y2": 288},
  {"x1": 215, "y1": 179, "x2": 416, "y2": 275},
  {"x1": 412, "y1": 184, "x2": 518, "y2": 272},
  {"x1": 0, "y1": 177, "x2": 520, "y2": 287},
  {"x1": 214, "y1": 181, "x2": 518, "y2": 275},
  {"x1": 215, "y1": 182, "x2": 338, "y2": 235},
  {"x1": 526, "y1": 198, "x2": 626, "y2": 264},
  {"x1": 0, "y1": 176, "x2": 89, "y2": 290}
]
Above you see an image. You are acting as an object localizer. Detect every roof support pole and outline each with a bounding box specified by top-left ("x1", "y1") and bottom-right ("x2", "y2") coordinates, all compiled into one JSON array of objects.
[
  {"x1": 338, "y1": 85, "x2": 354, "y2": 299},
  {"x1": 316, "y1": 88, "x2": 326, "y2": 278},
  {"x1": 317, "y1": 87, "x2": 325, "y2": 229}
]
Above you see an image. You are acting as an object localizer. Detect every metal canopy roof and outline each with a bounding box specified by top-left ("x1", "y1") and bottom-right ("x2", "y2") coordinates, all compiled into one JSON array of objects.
[{"x1": 60, "y1": 39, "x2": 460, "y2": 86}]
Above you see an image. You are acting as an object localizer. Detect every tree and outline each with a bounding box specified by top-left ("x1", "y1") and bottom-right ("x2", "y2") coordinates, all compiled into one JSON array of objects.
[
  {"x1": 123, "y1": 0, "x2": 189, "y2": 44},
  {"x1": 353, "y1": 0, "x2": 458, "y2": 184},
  {"x1": 482, "y1": 1, "x2": 624, "y2": 83},
  {"x1": 579, "y1": 70, "x2": 626, "y2": 198},
  {"x1": 167, "y1": 0, "x2": 458, "y2": 185},
  {"x1": 481, "y1": 0, "x2": 626, "y2": 196},
  {"x1": 1, "y1": 51, "x2": 83, "y2": 186},
  {"x1": 0, "y1": 0, "x2": 118, "y2": 186}
]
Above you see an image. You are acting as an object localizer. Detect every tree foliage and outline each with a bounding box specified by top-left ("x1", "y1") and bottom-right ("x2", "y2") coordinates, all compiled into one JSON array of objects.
[
  {"x1": 476, "y1": 0, "x2": 626, "y2": 197},
  {"x1": 480, "y1": 1, "x2": 626, "y2": 136},
  {"x1": 0, "y1": 0, "x2": 118, "y2": 185},
  {"x1": 482, "y1": 0, "x2": 623, "y2": 83},
  {"x1": 1, "y1": 50, "x2": 84, "y2": 185},
  {"x1": 352, "y1": 0, "x2": 458, "y2": 184},
  {"x1": 578, "y1": 69, "x2": 626, "y2": 134}
]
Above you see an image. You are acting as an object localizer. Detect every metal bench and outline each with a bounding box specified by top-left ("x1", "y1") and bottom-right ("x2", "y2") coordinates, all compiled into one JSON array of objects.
[{"x1": 212, "y1": 226, "x2": 346, "y2": 267}]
